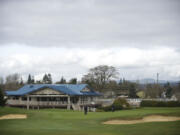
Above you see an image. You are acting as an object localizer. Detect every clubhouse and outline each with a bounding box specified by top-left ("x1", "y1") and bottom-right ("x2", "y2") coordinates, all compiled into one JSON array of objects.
[{"x1": 5, "y1": 84, "x2": 101, "y2": 110}]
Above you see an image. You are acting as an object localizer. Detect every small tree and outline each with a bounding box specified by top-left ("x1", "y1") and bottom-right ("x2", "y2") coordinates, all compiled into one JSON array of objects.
[
  {"x1": 5, "y1": 73, "x2": 21, "y2": 90},
  {"x1": 145, "y1": 84, "x2": 163, "y2": 98},
  {"x1": 113, "y1": 98, "x2": 130, "y2": 109},
  {"x1": 60, "y1": 77, "x2": 66, "y2": 84},
  {"x1": 42, "y1": 73, "x2": 52, "y2": 84},
  {"x1": 20, "y1": 77, "x2": 24, "y2": 86},
  {"x1": 164, "y1": 82, "x2": 173, "y2": 98},
  {"x1": 129, "y1": 83, "x2": 137, "y2": 98},
  {"x1": 56, "y1": 76, "x2": 66, "y2": 84},
  {"x1": 36, "y1": 80, "x2": 43, "y2": 84},
  {"x1": 27, "y1": 74, "x2": 32, "y2": 84},
  {"x1": 69, "y1": 78, "x2": 77, "y2": 84},
  {"x1": 0, "y1": 88, "x2": 6, "y2": 106},
  {"x1": 42, "y1": 74, "x2": 48, "y2": 84},
  {"x1": 47, "y1": 73, "x2": 52, "y2": 84}
]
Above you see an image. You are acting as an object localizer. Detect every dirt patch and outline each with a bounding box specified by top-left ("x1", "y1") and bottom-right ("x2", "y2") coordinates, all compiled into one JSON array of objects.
[
  {"x1": 0, "y1": 114, "x2": 27, "y2": 120},
  {"x1": 103, "y1": 115, "x2": 180, "y2": 125}
]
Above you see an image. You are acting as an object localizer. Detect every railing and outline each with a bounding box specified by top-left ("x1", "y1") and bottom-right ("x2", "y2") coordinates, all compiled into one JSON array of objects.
[
  {"x1": 142, "y1": 98, "x2": 177, "y2": 101},
  {"x1": 33, "y1": 101, "x2": 68, "y2": 106},
  {"x1": 127, "y1": 98, "x2": 142, "y2": 103},
  {"x1": 7, "y1": 100, "x2": 68, "y2": 106},
  {"x1": 7, "y1": 100, "x2": 96, "y2": 106},
  {"x1": 95, "y1": 98, "x2": 114, "y2": 107}
]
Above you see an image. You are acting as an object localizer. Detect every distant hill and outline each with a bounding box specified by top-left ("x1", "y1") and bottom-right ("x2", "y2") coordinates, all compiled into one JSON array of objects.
[{"x1": 129, "y1": 78, "x2": 179, "y2": 85}]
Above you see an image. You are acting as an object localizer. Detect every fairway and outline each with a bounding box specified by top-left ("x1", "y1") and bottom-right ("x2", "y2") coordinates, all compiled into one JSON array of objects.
[{"x1": 0, "y1": 107, "x2": 180, "y2": 135}]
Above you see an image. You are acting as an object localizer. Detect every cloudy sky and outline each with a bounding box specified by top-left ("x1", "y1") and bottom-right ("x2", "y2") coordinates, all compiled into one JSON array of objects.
[{"x1": 0, "y1": 0, "x2": 180, "y2": 82}]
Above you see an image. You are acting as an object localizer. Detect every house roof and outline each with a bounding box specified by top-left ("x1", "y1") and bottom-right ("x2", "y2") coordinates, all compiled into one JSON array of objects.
[{"x1": 5, "y1": 84, "x2": 101, "y2": 96}]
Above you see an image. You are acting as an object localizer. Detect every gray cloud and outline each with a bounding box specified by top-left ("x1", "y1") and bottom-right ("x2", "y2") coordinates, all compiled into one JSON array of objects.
[
  {"x1": 0, "y1": 0, "x2": 180, "y2": 49},
  {"x1": 0, "y1": 0, "x2": 180, "y2": 81}
]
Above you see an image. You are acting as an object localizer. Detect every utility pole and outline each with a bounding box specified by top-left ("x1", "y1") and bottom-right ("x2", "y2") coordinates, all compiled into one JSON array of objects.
[{"x1": 157, "y1": 73, "x2": 159, "y2": 84}]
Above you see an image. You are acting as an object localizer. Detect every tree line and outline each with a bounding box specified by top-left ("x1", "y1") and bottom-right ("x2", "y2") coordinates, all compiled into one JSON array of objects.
[
  {"x1": 0, "y1": 73, "x2": 78, "y2": 91},
  {"x1": 0, "y1": 65, "x2": 180, "y2": 100}
]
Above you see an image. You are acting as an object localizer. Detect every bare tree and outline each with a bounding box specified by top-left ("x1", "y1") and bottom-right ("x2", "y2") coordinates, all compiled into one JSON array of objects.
[
  {"x1": 145, "y1": 84, "x2": 163, "y2": 98},
  {"x1": 91, "y1": 65, "x2": 119, "y2": 84},
  {"x1": 0, "y1": 77, "x2": 4, "y2": 90},
  {"x1": 5, "y1": 73, "x2": 21, "y2": 90},
  {"x1": 0, "y1": 77, "x2": 4, "y2": 85},
  {"x1": 82, "y1": 65, "x2": 119, "y2": 90}
]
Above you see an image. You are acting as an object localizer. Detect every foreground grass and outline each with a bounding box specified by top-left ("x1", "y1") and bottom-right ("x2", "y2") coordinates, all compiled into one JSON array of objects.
[{"x1": 0, "y1": 107, "x2": 180, "y2": 135}]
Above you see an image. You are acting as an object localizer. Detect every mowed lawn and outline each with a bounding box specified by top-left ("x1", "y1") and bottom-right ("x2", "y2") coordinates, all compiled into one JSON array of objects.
[{"x1": 0, "y1": 107, "x2": 180, "y2": 135}]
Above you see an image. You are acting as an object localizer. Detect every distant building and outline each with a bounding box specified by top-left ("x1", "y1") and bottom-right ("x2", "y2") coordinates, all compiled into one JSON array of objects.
[
  {"x1": 116, "y1": 90, "x2": 129, "y2": 98},
  {"x1": 5, "y1": 84, "x2": 101, "y2": 110}
]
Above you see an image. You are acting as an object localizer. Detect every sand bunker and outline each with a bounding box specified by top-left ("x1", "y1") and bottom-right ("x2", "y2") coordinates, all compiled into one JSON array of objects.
[
  {"x1": 103, "y1": 115, "x2": 180, "y2": 125},
  {"x1": 0, "y1": 114, "x2": 27, "y2": 120}
]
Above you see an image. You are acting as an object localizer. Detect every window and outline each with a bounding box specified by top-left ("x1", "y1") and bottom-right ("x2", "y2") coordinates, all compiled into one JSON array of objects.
[
  {"x1": 12, "y1": 96, "x2": 19, "y2": 100},
  {"x1": 22, "y1": 97, "x2": 31, "y2": 101},
  {"x1": 22, "y1": 97, "x2": 27, "y2": 101}
]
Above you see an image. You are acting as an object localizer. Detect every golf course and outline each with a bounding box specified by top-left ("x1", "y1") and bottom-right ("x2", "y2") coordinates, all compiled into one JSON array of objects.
[{"x1": 0, "y1": 107, "x2": 180, "y2": 135}]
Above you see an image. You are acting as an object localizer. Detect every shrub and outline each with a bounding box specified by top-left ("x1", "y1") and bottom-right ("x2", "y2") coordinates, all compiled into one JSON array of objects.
[
  {"x1": 97, "y1": 106, "x2": 113, "y2": 112},
  {"x1": 166, "y1": 101, "x2": 180, "y2": 107},
  {"x1": 113, "y1": 98, "x2": 130, "y2": 109},
  {"x1": 0, "y1": 88, "x2": 6, "y2": 107},
  {"x1": 140, "y1": 100, "x2": 180, "y2": 107},
  {"x1": 97, "y1": 98, "x2": 130, "y2": 112}
]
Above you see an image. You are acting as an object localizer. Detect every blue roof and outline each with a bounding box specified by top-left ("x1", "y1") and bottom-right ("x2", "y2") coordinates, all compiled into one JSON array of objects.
[{"x1": 5, "y1": 84, "x2": 101, "y2": 96}]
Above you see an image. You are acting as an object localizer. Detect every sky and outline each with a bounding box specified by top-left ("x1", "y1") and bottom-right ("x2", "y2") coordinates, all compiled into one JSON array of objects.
[{"x1": 0, "y1": 0, "x2": 180, "y2": 82}]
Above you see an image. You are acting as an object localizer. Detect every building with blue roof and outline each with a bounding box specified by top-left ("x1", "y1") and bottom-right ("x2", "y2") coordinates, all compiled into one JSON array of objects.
[{"x1": 5, "y1": 84, "x2": 101, "y2": 110}]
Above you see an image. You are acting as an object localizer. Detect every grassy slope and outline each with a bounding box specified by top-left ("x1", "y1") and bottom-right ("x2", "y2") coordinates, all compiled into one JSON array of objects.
[{"x1": 0, "y1": 107, "x2": 180, "y2": 135}]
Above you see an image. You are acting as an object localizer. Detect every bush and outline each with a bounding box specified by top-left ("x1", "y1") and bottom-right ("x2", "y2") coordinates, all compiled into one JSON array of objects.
[
  {"x1": 97, "y1": 98, "x2": 130, "y2": 112},
  {"x1": 0, "y1": 88, "x2": 6, "y2": 107},
  {"x1": 97, "y1": 106, "x2": 113, "y2": 112},
  {"x1": 113, "y1": 98, "x2": 130, "y2": 109},
  {"x1": 140, "y1": 100, "x2": 180, "y2": 107}
]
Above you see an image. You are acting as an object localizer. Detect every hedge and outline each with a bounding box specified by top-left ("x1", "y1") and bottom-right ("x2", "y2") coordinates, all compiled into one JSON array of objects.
[{"x1": 140, "y1": 100, "x2": 180, "y2": 107}]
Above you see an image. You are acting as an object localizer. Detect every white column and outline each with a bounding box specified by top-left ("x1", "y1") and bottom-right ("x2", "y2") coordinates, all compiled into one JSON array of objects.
[
  {"x1": 67, "y1": 96, "x2": 71, "y2": 110},
  {"x1": 88, "y1": 96, "x2": 91, "y2": 103},
  {"x1": 19, "y1": 97, "x2": 22, "y2": 105},
  {"x1": 77, "y1": 96, "x2": 81, "y2": 105},
  {"x1": 27, "y1": 96, "x2": 29, "y2": 110}
]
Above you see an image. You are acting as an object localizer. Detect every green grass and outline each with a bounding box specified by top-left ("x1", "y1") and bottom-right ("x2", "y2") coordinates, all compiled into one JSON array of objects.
[{"x1": 0, "y1": 107, "x2": 180, "y2": 135}]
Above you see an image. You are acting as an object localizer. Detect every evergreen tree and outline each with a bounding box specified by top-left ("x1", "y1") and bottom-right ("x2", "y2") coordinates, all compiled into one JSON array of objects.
[
  {"x1": 60, "y1": 76, "x2": 66, "y2": 84},
  {"x1": 129, "y1": 83, "x2": 137, "y2": 98},
  {"x1": 118, "y1": 78, "x2": 123, "y2": 85},
  {"x1": 20, "y1": 77, "x2": 24, "y2": 86},
  {"x1": 166, "y1": 87, "x2": 173, "y2": 98},
  {"x1": 31, "y1": 76, "x2": 35, "y2": 84},
  {"x1": 42, "y1": 74, "x2": 48, "y2": 84},
  {"x1": 42, "y1": 73, "x2": 52, "y2": 84},
  {"x1": 0, "y1": 87, "x2": 6, "y2": 106},
  {"x1": 36, "y1": 80, "x2": 42, "y2": 84},
  {"x1": 27, "y1": 74, "x2": 32, "y2": 84},
  {"x1": 69, "y1": 78, "x2": 77, "y2": 84},
  {"x1": 47, "y1": 73, "x2": 52, "y2": 84},
  {"x1": 164, "y1": 82, "x2": 173, "y2": 98},
  {"x1": 56, "y1": 76, "x2": 66, "y2": 84},
  {"x1": 178, "y1": 81, "x2": 180, "y2": 90}
]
